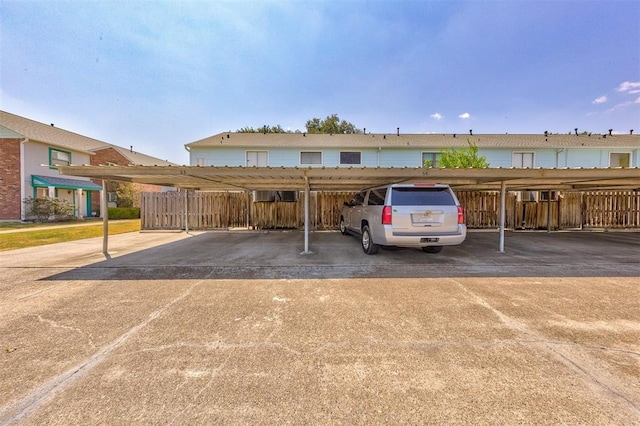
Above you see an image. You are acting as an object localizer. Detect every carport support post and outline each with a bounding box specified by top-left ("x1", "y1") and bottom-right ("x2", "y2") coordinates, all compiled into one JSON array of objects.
[
  {"x1": 499, "y1": 181, "x2": 506, "y2": 253},
  {"x1": 301, "y1": 175, "x2": 312, "y2": 254},
  {"x1": 102, "y1": 179, "x2": 108, "y2": 255},
  {"x1": 547, "y1": 192, "x2": 552, "y2": 233}
]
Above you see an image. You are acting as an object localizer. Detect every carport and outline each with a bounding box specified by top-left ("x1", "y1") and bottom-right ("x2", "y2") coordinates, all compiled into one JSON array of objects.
[{"x1": 58, "y1": 165, "x2": 640, "y2": 254}]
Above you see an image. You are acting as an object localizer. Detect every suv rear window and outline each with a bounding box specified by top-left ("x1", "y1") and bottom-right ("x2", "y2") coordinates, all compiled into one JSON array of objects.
[{"x1": 391, "y1": 187, "x2": 455, "y2": 206}]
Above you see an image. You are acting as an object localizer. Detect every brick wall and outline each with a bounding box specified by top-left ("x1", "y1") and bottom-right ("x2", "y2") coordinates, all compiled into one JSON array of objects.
[
  {"x1": 0, "y1": 138, "x2": 22, "y2": 220},
  {"x1": 90, "y1": 147, "x2": 165, "y2": 213},
  {"x1": 91, "y1": 147, "x2": 128, "y2": 167}
]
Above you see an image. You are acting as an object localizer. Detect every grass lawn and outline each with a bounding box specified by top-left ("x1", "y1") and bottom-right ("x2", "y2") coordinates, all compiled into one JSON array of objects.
[{"x1": 0, "y1": 220, "x2": 141, "y2": 251}]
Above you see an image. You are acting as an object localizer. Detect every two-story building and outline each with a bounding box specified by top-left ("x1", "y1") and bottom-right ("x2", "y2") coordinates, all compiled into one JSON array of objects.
[
  {"x1": 0, "y1": 110, "x2": 175, "y2": 221},
  {"x1": 185, "y1": 130, "x2": 639, "y2": 170}
]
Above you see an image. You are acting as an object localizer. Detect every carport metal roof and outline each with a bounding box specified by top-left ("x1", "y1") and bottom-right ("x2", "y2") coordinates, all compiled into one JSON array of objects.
[
  {"x1": 57, "y1": 165, "x2": 640, "y2": 256},
  {"x1": 58, "y1": 165, "x2": 640, "y2": 192}
]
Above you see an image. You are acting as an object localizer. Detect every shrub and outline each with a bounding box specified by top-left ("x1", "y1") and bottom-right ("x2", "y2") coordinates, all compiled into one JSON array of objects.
[
  {"x1": 107, "y1": 207, "x2": 140, "y2": 220},
  {"x1": 23, "y1": 197, "x2": 75, "y2": 222}
]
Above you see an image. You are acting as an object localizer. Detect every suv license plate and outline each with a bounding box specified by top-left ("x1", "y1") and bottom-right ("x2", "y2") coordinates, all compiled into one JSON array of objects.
[{"x1": 421, "y1": 238, "x2": 439, "y2": 243}]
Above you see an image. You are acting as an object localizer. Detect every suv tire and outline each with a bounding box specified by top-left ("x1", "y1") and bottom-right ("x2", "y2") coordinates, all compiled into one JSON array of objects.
[
  {"x1": 339, "y1": 217, "x2": 348, "y2": 235},
  {"x1": 361, "y1": 225, "x2": 379, "y2": 255}
]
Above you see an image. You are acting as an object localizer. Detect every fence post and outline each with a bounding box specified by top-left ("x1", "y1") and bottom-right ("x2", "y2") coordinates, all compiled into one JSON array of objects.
[{"x1": 184, "y1": 190, "x2": 188, "y2": 233}]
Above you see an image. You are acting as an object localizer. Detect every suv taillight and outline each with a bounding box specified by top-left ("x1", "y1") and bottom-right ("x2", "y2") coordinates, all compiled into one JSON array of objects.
[
  {"x1": 382, "y1": 206, "x2": 392, "y2": 225},
  {"x1": 457, "y1": 206, "x2": 465, "y2": 224}
]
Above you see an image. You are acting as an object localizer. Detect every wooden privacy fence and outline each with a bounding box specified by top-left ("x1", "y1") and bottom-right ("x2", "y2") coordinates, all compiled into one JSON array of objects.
[
  {"x1": 141, "y1": 190, "x2": 640, "y2": 230},
  {"x1": 141, "y1": 191, "x2": 354, "y2": 230},
  {"x1": 583, "y1": 190, "x2": 640, "y2": 228}
]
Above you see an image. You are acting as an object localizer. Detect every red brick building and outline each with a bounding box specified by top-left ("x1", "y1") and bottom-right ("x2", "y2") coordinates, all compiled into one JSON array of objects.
[
  {"x1": 89, "y1": 145, "x2": 175, "y2": 214},
  {"x1": 0, "y1": 110, "x2": 176, "y2": 221}
]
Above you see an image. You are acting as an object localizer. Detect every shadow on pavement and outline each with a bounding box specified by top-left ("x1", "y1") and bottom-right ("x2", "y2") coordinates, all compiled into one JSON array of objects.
[{"x1": 41, "y1": 230, "x2": 640, "y2": 280}]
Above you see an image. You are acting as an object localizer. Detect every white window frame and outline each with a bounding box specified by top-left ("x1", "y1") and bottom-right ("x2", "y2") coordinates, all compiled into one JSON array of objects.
[
  {"x1": 422, "y1": 151, "x2": 441, "y2": 167},
  {"x1": 246, "y1": 151, "x2": 269, "y2": 167},
  {"x1": 300, "y1": 151, "x2": 322, "y2": 166},
  {"x1": 49, "y1": 147, "x2": 71, "y2": 168},
  {"x1": 512, "y1": 151, "x2": 534, "y2": 168},
  {"x1": 339, "y1": 151, "x2": 362, "y2": 165},
  {"x1": 609, "y1": 152, "x2": 632, "y2": 168}
]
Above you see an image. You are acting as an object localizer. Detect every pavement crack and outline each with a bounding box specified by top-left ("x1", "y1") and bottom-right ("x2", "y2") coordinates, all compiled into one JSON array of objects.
[
  {"x1": 129, "y1": 340, "x2": 302, "y2": 356},
  {"x1": 32, "y1": 314, "x2": 96, "y2": 349},
  {"x1": 446, "y1": 277, "x2": 640, "y2": 415},
  {"x1": 0, "y1": 279, "x2": 206, "y2": 426}
]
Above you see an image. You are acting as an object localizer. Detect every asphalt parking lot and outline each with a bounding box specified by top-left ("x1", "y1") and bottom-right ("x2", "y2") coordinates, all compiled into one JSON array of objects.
[{"x1": 1, "y1": 230, "x2": 639, "y2": 424}]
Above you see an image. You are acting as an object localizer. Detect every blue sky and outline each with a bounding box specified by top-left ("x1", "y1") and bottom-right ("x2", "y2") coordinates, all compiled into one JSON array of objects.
[{"x1": 1, "y1": 0, "x2": 639, "y2": 164}]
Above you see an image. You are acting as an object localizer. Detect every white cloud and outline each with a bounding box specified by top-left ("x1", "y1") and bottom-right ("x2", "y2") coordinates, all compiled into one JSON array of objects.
[
  {"x1": 617, "y1": 81, "x2": 640, "y2": 92},
  {"x1": 430, "y1": 112, "x2": 443, "y2": 120},
  {"x1": 458, "y1": 112, "x2": 470, "y2": 119},
  {"x1": 592, "y1": 96, "x2": 607, "y2": 104},
  {"x1": 606, "y1": 97, "x2": 640, "y2": 112}
]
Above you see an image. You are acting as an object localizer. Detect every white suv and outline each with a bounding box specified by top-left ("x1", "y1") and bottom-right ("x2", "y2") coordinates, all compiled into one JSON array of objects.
[{"x1": 339, "y1": 183, "x2": 466, "y2": 254}]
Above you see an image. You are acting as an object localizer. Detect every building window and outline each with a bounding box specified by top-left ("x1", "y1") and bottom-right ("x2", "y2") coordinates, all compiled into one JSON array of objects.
[
  {"x1": 107, "y1": 192, "x2": 118, "y2": 203},
  {"x1": 195, "y1": 158, "x2": 207, "y2": 166},
  {"x1": 253, "y1": 190, "x2": 275, "y2": 202},
  {"x1": 340, "y1": 151, "x2": 361, "y2": 165},
  {"x1": 300, "y1": 151, "x2": 322, "y2": 165},
  {"x1": 278, "y1": 191, "x2": 298, "y2": 202},
  {"x1": 422, "y1": 152, "x2": 441, "y2": 168},
  {"x1": 49, "y1": 148, "x2": 71, "y2": 168},
  {"x1": 246, "y1": 151, "x2": 268, "y2": 167},
  {"x1": 610, "y1": 152, "x2": 631, "y2": 167},
  {"x1": 539, "y1": 191, "x2": 557, "y2": 201},
  {"x1": 513, "y1": 152, "x2": 534, "y2": 168}
]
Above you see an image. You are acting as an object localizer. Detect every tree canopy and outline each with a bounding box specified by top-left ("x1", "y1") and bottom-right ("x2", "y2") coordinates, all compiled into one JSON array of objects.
[
  {"x1": 237, "y1": 125, "x2": 287, "y2": 133},
  {"x1": 425, "y1": 139, "x2": 490, "y2": 168},
  {"x1": 305, "y1": 114, "x2": 362, "y2": 134},
  {"x1": 237, "y1": 114, "x2": 361, "y2": 135}
]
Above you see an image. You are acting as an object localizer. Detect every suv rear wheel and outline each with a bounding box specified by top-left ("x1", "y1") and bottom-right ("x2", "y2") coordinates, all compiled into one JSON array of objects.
[{"x1": 361, "y1": 225, "x2": 379, "y2": 255}]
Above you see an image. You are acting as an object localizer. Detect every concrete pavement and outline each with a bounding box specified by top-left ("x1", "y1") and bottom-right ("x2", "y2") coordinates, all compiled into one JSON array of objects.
[{"x1": 1, "y1": 230, "x2": 639, "y2": 424}]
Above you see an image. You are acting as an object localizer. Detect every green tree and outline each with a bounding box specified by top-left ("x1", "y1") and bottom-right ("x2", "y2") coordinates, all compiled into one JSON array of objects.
[
  {"x1": 237, "y1": 125, "x2": 287, "y2": 133},
  {"x1": 305, "y1": 114, "x2": 362, "y2": 134},
  {"x1": 424, "y1": 139, "x2": 489, "y2": 168},
  {"x1": 116, "y1": 183, "x2": 137, "y2": 208}
]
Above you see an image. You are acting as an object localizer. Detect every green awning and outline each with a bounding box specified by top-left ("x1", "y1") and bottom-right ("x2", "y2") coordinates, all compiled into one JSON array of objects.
[{"x1": 32, "y1": 175, "x2": 102, "y2": 191}]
